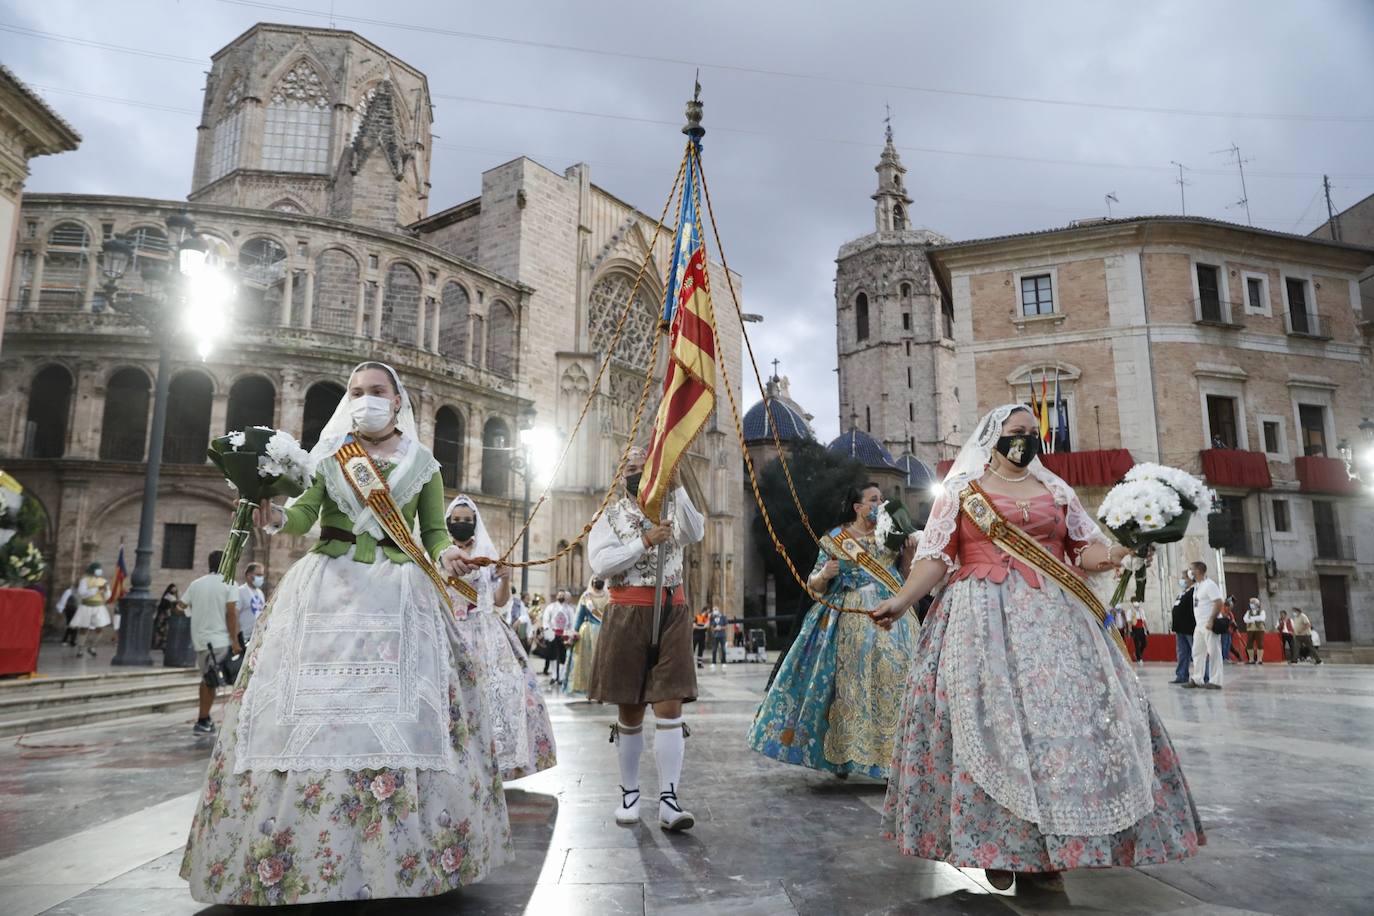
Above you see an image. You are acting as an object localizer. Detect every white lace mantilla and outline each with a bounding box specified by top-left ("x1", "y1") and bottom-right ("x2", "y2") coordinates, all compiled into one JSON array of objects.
[
  {"x1": 942, "y1": 572, "x2": 1154, "y2": 836},
  {"x1": 234, "y1": 551, "x2": 457, "y2": 774}
]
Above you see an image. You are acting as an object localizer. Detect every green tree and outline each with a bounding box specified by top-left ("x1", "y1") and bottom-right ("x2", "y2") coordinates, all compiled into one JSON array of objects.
[{"x1": 749, "y1": 440, "x2": 866, "y2": 638}]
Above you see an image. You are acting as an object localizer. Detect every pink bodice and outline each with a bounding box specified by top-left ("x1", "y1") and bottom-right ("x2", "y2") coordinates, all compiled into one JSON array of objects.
[{"x1": 949, "y1": 492, "x2": 1080, "y2": 588}]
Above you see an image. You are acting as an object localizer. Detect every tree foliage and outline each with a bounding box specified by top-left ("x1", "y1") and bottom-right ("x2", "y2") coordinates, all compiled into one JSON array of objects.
[{"x1": 749, "y1": 441, "x2": 867, "y2": 633}]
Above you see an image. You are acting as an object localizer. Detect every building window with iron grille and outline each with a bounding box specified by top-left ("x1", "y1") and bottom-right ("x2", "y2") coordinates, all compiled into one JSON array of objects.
[{"x1": 162, "y1": 523, "x2": 197, "y2": 569}]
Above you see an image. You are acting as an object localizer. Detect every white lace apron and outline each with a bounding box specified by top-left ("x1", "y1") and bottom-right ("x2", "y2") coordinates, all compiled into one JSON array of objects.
[{"x1": 234, "y1": 441, "x2": 456, "y2": 775}]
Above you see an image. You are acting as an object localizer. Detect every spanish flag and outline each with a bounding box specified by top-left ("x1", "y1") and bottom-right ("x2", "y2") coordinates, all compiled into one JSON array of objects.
[{"x1": 639, "y1": 144, "x2": 717, "y2": 523}]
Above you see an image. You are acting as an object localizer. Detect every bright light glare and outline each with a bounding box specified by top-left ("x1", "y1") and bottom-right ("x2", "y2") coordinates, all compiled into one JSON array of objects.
[
  {"x1": 178, "y1": 246, "x2": 207, "y2": 275},
  {"x1": 518, "y1": 426, "x2": 560, "y2": 485},
  {"x1": 928, "y1": 483, "x2": 944, "y2": 500},
  {"x1": 1361, "y1": 446, "x2": 1374, "y2": 469},
  {"x1": 182, "y1": 264, "x2": 233, "y2": 359}
]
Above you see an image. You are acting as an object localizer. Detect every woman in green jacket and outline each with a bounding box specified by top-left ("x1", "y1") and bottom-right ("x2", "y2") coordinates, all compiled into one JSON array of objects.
[{"x1": 181, "y1": 362, "x2": 510, "y2": 906}]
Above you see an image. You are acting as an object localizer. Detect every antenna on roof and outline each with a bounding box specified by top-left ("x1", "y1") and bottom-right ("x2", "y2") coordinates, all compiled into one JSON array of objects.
[
  {"x1": 1104, "y1": 191, "x2": 1119, "y2": 218},
  {"x1": 1170, "y1": 161, "x2": 1190, "y2": 215},
  {"x1": 1213, "y1": 143, "x2": 1252, "y2": 225}
]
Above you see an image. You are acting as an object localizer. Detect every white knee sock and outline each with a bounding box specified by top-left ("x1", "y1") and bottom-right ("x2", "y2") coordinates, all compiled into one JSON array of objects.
[
  {"x1": 614, "y1": 721, "x2": 644, "y2": 792},
  {"x1": 654, "y1": 717, "x2": 688, "y2": 797}
]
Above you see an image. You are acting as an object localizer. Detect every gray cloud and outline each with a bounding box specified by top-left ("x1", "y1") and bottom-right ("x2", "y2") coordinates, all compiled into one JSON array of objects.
[{"x1": 8, "y1": 0, "x2": 1373, "y2": 441}]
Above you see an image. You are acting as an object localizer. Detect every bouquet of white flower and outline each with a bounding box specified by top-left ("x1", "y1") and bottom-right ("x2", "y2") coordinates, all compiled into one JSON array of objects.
[
  {"x1": 207, "y1": 427, "x2": 313, "y2": 584},
  {"x1": 5, "y1": 541, "x2": 46, "y2": 584},
  {"x1": 873, "y1": 498, "x2": 917, "y2": 552},
  {"x1": 1097, "y1": 463, "x2": 1215, "y2": 605}
]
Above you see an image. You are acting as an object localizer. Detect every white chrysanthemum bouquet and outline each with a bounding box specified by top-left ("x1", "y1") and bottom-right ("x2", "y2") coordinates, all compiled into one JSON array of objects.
[
  {"x1": 1097, "y1": 463, "x2": 1215, "y2": 605},
  {"x1": 208, "y1": 427, "x2": 312, "y2": 583}
]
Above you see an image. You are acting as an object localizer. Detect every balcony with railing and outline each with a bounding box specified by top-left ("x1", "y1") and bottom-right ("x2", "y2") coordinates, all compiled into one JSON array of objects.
[
  {"x1": 162, "y1": 434, "x2": 210, "y2": 465},
  {"x1": 1314, "y1": 527, "x2": 1355, "y2": 562},
  {"x1": 1285, "y1": 309, "x2": 1331, "y2": 340},
  {"x1": 1295, "y1": 455, "x2": 1359, "y2": 495},
  {"x1": 1200, "y1": 449, "x2": 1272, "y2": 489},
  {"x1": 1207, "y1": 522, "x2": 1263, "y2": 558}
]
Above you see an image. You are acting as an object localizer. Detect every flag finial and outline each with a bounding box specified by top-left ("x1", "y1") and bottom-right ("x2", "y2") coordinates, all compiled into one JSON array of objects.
[{"x1": 684, "y1": 73, "x2": 705, "y2": 139}]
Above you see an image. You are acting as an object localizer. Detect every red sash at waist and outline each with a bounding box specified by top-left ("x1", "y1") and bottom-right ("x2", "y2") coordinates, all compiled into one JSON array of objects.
[{"x1": 610, "y1": 585, "x2": 685, "y2": 606}]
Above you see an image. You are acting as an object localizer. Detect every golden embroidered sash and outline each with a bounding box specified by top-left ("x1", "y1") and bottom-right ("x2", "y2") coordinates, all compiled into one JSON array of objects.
[
  {"x1": 819, "y1": 532, "x2": 904, "y2": 596},
  {"x1": 959, "y1": 482, "x2": 1128, "y2": 656},
  {"x1": 332, "y1": 440, "x2": 477, "y2": 606}
]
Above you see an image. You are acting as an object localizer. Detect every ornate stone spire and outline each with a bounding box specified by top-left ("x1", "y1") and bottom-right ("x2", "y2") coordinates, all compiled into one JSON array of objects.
[{"x1": 872, "y1": 112, "x2": 913, "y2": 232}]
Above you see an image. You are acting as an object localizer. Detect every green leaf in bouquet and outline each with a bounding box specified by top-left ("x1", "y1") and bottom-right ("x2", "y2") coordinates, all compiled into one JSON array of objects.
[
  {"x1": 218, "y1": 451, "x2": 266, "y2": 502},
  {"x1": 243, "y1": 426, "x2": 277, "y2": 451},
  {"x1": 261, "y1": 472, "x2": 309, "y2": 501},
  {"x1": 881, "y1": 499, "x2": 917, "y2": 552}
]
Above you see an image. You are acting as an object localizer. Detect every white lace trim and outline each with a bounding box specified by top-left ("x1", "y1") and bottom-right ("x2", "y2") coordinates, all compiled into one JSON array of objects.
[{"x1": 318, "y1": 437, "x2": 439, "y2": 543}]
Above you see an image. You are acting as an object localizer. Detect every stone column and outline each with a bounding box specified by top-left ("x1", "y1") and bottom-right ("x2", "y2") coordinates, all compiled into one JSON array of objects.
[
  {"x1": 371, "y1": 281, "x2": 384, "y2": 338},
  {"x1": 429, "y1": 298, "x2": 441, "y2": 352},
  {"x1": 69, "y1": 360, "x2": 103, "y2": 459},
  {"x1": 467, "y1": 405, "x2": 485, "y2": 492},
  {"x1": 81, "y1": 251, "x2": 99, "y2": 311},
  {"x1": 28, "y1": 248, "x2": 45, "y2": 309},
  {"x1": 8, "y1": 249, "x2": 29, "y2": 310},
  {"x1": 416, "y1": 295, "x2": 430, "y2": 350},
  {"x1": 354, "y1": 280, "x2": 368, "y2": 336},
  {"x1": 278, "y1": 369, "x2": 305, "y2": 440},
  {"x1": 301, "y1": 270, "x2": 315, "y2": 329},
  {"x1": 279, "y1": 266, "x2": 294, "y2": 327},
  {"x1": 209, "y1": 380, "x2": 230, "y2": 440}
]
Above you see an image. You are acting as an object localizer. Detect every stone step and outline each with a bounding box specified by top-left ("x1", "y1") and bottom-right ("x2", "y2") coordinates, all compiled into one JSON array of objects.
[
  {"x1": 0, "y1": 666, "x2": 197, "y2": 698},
  {"x1": 0, "y1": 689, "x2": 202, "y2": 738},
  {"x1": 0, "y1": 675, "x2": 203, "y2": 714}
]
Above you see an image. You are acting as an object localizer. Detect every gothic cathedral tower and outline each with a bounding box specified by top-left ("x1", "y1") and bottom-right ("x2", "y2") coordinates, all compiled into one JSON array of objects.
[{"x1": 834, "y1": 124, "x2": 958, "y2": 467}]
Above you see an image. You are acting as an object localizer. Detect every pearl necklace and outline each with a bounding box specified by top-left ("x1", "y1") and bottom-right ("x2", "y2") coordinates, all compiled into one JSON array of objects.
[{"x1": 986, "y1": 463, "x2": 1030, "y2": 483}]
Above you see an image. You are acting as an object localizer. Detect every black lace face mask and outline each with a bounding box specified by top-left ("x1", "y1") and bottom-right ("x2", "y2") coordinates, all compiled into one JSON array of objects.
[
  {"x1": 448, "y1": 520, "x2": 476, "y2": 542},
  {"x1": 624, "y1": 472, "x2": 642, "y2": 497},
  {"x1": 994, "y1": 434, "x2": 1040, "y2": 468}
]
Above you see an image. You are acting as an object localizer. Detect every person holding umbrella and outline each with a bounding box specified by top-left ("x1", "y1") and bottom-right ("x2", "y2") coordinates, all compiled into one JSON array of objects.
[{"x1": 586, "y1": 446, "x2": 704, "y2": 832}]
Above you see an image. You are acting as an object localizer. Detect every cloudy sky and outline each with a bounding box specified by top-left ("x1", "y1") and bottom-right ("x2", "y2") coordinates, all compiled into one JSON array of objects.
[{"x1": 6, "y1": 0, "x2": 1373, "y2": 441}]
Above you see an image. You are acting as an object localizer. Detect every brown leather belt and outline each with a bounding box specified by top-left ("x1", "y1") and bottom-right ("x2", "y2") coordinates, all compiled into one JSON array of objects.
[{"x1": 319, "y1": 526, "x2": 399, "y2": 551}]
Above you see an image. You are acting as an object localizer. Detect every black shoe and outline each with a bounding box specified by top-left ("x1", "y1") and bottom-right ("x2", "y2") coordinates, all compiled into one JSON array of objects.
[{"x1": 192, "y1": 718, "x2": 216, "y2": 735}]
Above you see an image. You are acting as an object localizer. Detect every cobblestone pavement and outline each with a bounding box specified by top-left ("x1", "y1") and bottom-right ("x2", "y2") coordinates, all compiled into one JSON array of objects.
[{"x1": 1, "y1": 657, "x2": 1370, "y2": 915}]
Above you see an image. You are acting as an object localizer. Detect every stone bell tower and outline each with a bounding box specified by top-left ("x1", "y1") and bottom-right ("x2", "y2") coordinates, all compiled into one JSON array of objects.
[
  {"x1": 834, "y1": 120, "x2": 957, "y2": 467},
  {"x1": 188, "y1": 23, "x2": 433, "y2": 231}
]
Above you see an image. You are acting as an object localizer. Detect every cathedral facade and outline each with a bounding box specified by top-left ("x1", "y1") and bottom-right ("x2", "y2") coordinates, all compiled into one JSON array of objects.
[
  {"x1": 834, "y1": 128, "x2": 959, "y2": 466},
  {"x1": 1, "y1": 23, "x2": 743, "y2": 611}
]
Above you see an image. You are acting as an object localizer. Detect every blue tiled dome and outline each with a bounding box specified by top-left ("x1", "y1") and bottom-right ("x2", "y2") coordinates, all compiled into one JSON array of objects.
[
  {"x1": 827, "y1": 428, "x2": 899, "y2": 470},
  {"x1": 747, "y1": 401, "x2": 807, "y2": 444},
  {"x1": 895, "y1": 453, "x2": 937, "y2": 489}
]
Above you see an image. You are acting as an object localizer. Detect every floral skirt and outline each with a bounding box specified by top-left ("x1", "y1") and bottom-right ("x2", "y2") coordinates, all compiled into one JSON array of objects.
[
  {"x1": 454, "y1": 609, "x2": 557, "y2": 780},
  {"x1": 881, "y1": 572, "x2": 1204, "y2": 872},
  {"x1": 747, "y1": 582, "x2": 917, "y2": 778},
  {"x1": 180, "y1": 557, "x2": 511, "y2": 905},
  {"x1": 565, "y1": 618, "x2": 601, "y2": 696}
]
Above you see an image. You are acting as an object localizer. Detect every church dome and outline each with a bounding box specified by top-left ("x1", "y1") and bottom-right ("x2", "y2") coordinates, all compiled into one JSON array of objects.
[
  {"x1": 743, "y1": 374, "x2": 815, "y2": 444},
  {"x1": 827, "y1": 427, "x2": 899, "y2": 470},
  {"x1": 895, "y1": 453, "x2": 937, "y2": 489}
]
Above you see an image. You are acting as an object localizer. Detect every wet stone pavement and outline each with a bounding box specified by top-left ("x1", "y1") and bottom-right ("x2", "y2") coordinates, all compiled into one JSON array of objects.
[{"x1": 1, "y1": 652, "x2": 1371, "y2": 915}]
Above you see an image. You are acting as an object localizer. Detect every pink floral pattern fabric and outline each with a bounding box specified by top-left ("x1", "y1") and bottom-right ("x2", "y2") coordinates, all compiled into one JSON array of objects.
[
  {"x1": 180, "y1": 577, "x2": 511, "y2": 905},
  {"x1": 883, "y1": 491, "x2": 1204, "y2": 872}
]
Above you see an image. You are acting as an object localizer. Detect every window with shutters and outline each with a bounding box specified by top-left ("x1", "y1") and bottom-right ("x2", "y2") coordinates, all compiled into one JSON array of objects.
[{"x1": 1196, "y1": 264, "x2": 1223, "y2": 322}]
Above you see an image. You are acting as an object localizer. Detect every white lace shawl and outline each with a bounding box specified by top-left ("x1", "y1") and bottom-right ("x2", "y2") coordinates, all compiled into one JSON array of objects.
[
  {"x1": 916, "y1": 403, "x2": 1108, "y2": 571},
  {"x1": 318, "y1": 436, "x2": 441, "y2": 542}
]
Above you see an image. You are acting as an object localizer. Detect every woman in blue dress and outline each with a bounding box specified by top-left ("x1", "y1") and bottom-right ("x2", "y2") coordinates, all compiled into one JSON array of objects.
[{"x1": 747, "y1": 482, "x2": 918, "y2": 778}]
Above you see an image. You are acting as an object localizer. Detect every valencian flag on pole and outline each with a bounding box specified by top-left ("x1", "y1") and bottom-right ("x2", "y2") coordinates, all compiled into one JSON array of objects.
[
  {"x1": 110, "y1": 545, "x2": 129, "y2": 605},
  {"x1": 638, "y1": 137, "x2": 717, "y2": 523}
]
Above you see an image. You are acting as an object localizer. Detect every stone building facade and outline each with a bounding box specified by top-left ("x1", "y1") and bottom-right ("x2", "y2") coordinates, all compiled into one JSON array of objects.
[
  {"x1": 1, "y1": 23, "x2": 745, "y2": 613},
  {"x1": 834, "y1": 127, "x2": 957, "y2": 467},
  {"x1": 925, "y1": 217, "x2": 1374, "y2": 658}
]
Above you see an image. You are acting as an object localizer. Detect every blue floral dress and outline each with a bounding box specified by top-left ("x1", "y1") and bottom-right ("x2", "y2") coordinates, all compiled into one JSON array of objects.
[{"x1": 747, "y1": 527, "x2": 918, "y2": 778}]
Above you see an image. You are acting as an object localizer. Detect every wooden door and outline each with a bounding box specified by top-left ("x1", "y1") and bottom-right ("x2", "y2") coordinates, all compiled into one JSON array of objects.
[
  {"x1": 1226, "y1": 572, "x2": 1259, "y2": 617},
  {"x1": 1319, "y1": 575, "x2": 1351, "y2": 643}
]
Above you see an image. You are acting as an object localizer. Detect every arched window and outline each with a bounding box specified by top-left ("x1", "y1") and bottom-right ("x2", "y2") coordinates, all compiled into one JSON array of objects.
[
  {"x1": 23, "y1": 365, "x2": 72, "y2": 458},
  {"x1": 855, "y1": 292, "x2": 870, "y2": 341},
  {"x1": 900, "y1": 282, "x2": 912, "y2": 299},
  {"x1": 210, "y1": 76, "x2": 246, "y2": 182},
  {"x1": 381, "y1": 263, "x2": 422, "y2": 346},
  {"x1": 314, "y1": 248, "x2": 360, "y2": 335},
  {"x1": 589, "y1": 273, "x2": 656, "y2": 370},
  {"x1": 226, "y1": 375, "x2": 276, "y2": 432},
  {"x1": 41, "y1": 222, "x2": 90, "y2": 309},
  {"x1": 434, "y1": 406, "x2": 464, "y2": 488},
  {"x1": 301, "y1": 381, "x2": 345, "y2": 452},
  {"x1": 481, "y1": 418, "x2": 510, "y2": 496},
  {"x1": 438, "y1": 281, "x2": 470, "y2": 362},
  {"x1": 486, "y1": 300, "x2": 517, "y2": 378},
  {"x1": 239, "y1": 238, "x2": 288, "y2": 326},
  {"x1": 99, "y1": 368, "x2": 150, "y2": 461},
  {"x1": 262, "y1": 59, "x2": 332, "y2": 174},
  {"x1": 893, "y1": 203, "x2": 907, "y2": 230},
  {"x1": 163, "y1": 371, "x2": 213, "y2": 464}
]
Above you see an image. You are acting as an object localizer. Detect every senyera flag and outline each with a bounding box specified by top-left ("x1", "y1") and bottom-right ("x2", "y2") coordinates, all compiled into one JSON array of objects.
[
  {"x1": 638, "y1": 144, "x2": 717, "y2": 523},
  {"x1": 110, "y1": 544, "x2": 129, "y2": 605}
]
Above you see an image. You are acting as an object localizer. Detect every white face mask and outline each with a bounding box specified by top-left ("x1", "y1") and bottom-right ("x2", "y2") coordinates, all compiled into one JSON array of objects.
[
  {"x1": 251, "y1": 575, "x2": 265, "y2": 588},
  {"x1": 349, "y1": 395, "x2": 395, "y2": 434}
]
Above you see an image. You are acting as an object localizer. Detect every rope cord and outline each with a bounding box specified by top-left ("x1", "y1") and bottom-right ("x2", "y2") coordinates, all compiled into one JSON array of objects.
[{"x1": 491, "y1": 146, "x2": 689, "y2": 570}]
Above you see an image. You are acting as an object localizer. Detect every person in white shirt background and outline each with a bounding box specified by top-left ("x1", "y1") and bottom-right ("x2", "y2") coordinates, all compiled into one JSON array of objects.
[
  {"x1": 1186, "y1": 560, "x2": 1225, "y2": 690},
  {"x1": 184, "y1": 550, "x2": 240, "y2": 734},
  {"x1": 541, "y1": 590, "x2": 576, "y2": 685},
  {"x1": 236, "y1": 562, "x2": 266, "y2": 646},
  {"x1": 1242, "y1": 597, "x2": 1267, "y2": 665}
]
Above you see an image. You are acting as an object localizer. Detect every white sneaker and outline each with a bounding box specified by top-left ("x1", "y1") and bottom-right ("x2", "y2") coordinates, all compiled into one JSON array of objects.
[
  {"x1": 614, "y1": 786, "x2": 641, "y2": 825},
  {"x1": 659, "y1": 789, "x2": 695, "y2": 832},
  {"x1": 710, "y1": 663, "x2": 717, "y2": 672}
]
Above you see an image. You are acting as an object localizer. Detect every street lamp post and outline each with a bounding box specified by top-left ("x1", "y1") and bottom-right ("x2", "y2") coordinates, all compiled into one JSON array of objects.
[{"x1": 101, "y1": 213, "x2": 229, "y2": 667}]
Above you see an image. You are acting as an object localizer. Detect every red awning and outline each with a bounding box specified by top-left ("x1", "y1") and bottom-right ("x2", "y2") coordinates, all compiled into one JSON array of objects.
[
  {"x1": 933, "y1": 450, "x2": 1134, "y2": 487},
  {"x1": 1295, "y1": 455, "x2": 1359, "y2": 495},
  {"x1": 1200, "y1": 449, "x2": 1273, "y2": 490}
]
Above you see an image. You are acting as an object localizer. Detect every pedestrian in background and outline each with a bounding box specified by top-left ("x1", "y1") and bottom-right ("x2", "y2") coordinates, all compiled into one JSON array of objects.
[
  {"x1": 1186, "y1": 561, "x2": 1224, "y2": 690},
  {"x1": 1130, "y1": 604, "x2": 1149, "y2": 664},
  {"x1": 1243, "y1": 597, "x2": 1266, "y2": 664},
  {"x1": 152, "y1": 583, "x2": 184, "y2": 651},
  {"x1": 1170, "y1": 572, "x2": 1195, "y2": 684},
  {"x1": 1218, "y1": 599, "x2": 1240, "y2": 664},
  {"x1": 184, "y1": 550, "x2": 240, "y2": 735},
  {"x1": 71, "y1": 562, "x2": 112, "y2": 658},
  {"x1": 1292, "y1": 608, "x2": 1323, "y2": 665},
  {"x1": 709, "y1": 604, "x2": 728, "y2": 672},
  {"x1": 1277, "y1": 610, "x2": 1296, "y2": 663},
  {"x1": 236, "y1": 562, "x2": 266, "y2": 647},
  {"x1": 692, "y1": 606, "x2": 709, "y2": 667}
]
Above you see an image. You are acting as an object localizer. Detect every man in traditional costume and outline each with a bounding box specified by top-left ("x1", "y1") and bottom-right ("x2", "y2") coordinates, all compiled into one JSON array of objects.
[
  {"x1": 71, "y1": 562, "x2": 112, "y2": 657},
  {"x1": 587, "y1": 446, "x2": 704, "y2": 832}
]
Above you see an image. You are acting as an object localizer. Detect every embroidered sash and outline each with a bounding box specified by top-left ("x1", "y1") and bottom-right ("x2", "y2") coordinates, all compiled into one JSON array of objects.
[
  {"x1": 959, "y1": 482, "x2": 1128, "y2": 656},
  {"x1": 819, "y1": 532, "x2": 904, "y2": 596},
  {"x1": 332, "y1": 440, "x2": 477, "y2": 606}
]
